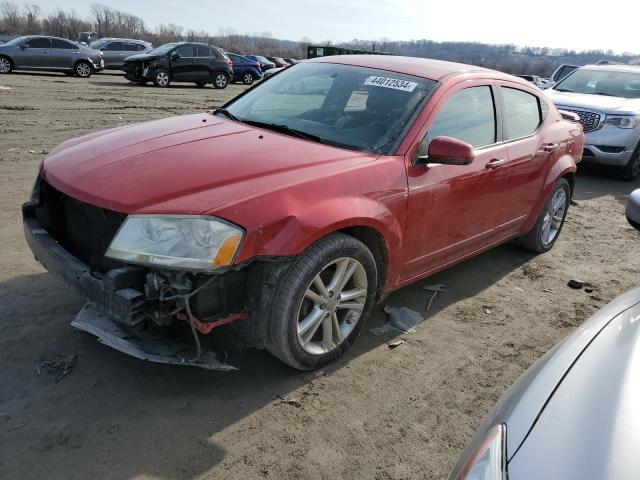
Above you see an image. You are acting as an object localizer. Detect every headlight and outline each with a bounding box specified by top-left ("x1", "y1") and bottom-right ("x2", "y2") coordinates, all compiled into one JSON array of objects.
[
  {"x1": 605, "y1": 115, "x2": 640, "y2": 129},
  {"x1": 105, "y1": 215, "x2": 243, "y2": 271},
  {"x1": 450, "y1": 425, "x2": 506, "y2": 480}
]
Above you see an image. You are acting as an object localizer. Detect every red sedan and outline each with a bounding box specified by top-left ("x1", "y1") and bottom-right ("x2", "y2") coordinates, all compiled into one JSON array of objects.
[{"x1": 23, "y1": 55, "x2": 584, "y2": 370}]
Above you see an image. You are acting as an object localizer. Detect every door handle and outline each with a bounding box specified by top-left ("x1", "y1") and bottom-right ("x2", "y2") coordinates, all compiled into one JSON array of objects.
[
  {"x1": 542, "y1": 143, "x2": 559, "y2": 152},
  {"x1": 485, "y1": 158, "x2": 507, "y2": 169}
]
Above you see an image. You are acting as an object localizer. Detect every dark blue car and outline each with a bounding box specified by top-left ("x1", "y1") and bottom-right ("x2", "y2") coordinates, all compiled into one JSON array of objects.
[{"x1": 227, "y1": 53, "x2": 262, "y2": 85}]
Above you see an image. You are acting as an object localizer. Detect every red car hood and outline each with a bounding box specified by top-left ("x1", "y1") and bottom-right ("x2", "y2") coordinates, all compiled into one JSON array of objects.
[{"x1": 42, "y1": 113, "x2": 376, "y2": 214}]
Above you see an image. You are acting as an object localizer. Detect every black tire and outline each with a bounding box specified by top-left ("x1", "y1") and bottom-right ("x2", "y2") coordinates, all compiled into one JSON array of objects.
[
  {"x1": 213, "y1": 72, "x2": 229, "y2": 89},
  {"x1": 152, "y1": 68, "x2": 170, "y2": 88},
  {"x1": 0, "y1": 56, "x2": 12, "y2": 74},
  {"x1": 266, "y1": 233, "x2": 378, "y2": 370},
  {"x1": 516, "y1": 178, "x2": 571, "y2": 253},
  {"x1": 615, "y1": 142, "x2": 640, "y2": 181},
  {"x1": 242, "y1": 72, "x2": 254, "y2": 85},
  {"x1": 74, "y1": 61, "x2": 92, "y2": 78},
  {"x1": 195, "y1": 81, "x2": 206, "y2": 88}
]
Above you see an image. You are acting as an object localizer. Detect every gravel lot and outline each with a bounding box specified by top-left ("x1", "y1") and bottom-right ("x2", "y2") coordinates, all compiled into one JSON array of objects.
[{"x1": 0, "y1": 71, "x2": 639, "y2": 480}]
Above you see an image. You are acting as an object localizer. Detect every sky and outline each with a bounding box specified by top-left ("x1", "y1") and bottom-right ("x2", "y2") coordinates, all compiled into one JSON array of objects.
[{"x1": 15, "y1": 0, "x2": 640, "y2": 54}]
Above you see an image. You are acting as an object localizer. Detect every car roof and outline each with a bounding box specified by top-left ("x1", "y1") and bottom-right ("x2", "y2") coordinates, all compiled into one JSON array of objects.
[
  {"x1": 97, "y1": 38, "x2": 149, "y2": 44},
  {"x1": 307, "y1": 55, "x2": 495, "y2": 81},
  {"x1": 580, "y1": 64, "x2": 640, "y2": 74}
]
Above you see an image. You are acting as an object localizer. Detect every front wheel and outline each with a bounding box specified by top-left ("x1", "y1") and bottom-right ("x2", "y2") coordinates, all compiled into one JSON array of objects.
[
  {"x1": 213, "y1": 72, "x2": 228, "y2": 89},
  {"x1": 75, "y1": 61, "x2": 92, "y2": 78},
  {"x1": 515, "y1": 178, "x2": 570, "y2": 253},
  {"x1": 0, "y1": 56, "x2": 13, "y2": 74},
  {"x1": 266, "y1": 233, "x2": 377, "y2": 370},
  {"x1": 242, "y1": 72, "x2": 254, "y2": 85},
  {"x1": 152, "y1": 68, "x2": 170, "y2": 88}
]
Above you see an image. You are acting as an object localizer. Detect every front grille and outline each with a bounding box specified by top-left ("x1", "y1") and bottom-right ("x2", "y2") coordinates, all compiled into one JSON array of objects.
[
  {"x1": 560, "y1": 108, "x2": 601, "y2": 133},
  {"x1": 38, "y1": 180, "x2": 126, "y2": 273}
]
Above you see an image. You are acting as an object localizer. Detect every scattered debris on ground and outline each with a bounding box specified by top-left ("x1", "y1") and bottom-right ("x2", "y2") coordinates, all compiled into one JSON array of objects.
[
  {"x1": 387, "y1": 339, "x2": 405, "y2": 349},
  {"x1": 35, "y1": 354, "x2": 78, "y2": 382},
  {"x1": 107, "y1": 426, "x2": 119, "y2": 434},
  {"x1": 369, "y1": 306, "x2": 424, "y2": 336},
  {"x1": 276, "y1": 394, "x2": 302, "y2": 408},
  {"x1": 567, "y1": 279, "x2": 585, "y2": 289},
  {"x1": 7, "y1": 419, "x2": 28, "y2": 432},
  {"x1": 424, "y1": 283, "x2": 447, "y2": 310}
]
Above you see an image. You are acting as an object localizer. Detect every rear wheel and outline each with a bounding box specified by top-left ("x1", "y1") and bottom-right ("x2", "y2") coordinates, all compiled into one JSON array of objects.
[
  {"x1": 152, "y1": 68, "x2": 170, "y2": 88},
  {"x1": 213, "y1": 72, "x2": 228, "y2": 89},
  {"x1": 266, "y1": 233, "x2": 377, "y2": 370},
  {"x1": 242, "y1": 72, "x2": 254, "y2": 85},
  {"x1": 75, "y1": 61, "x2": 92, "y2": 78},
  {"x1": 515, "y1": 178, "x2": 570, "y2": 253},
  {"x1": 616, "y1": 143, "x2": 640, "y2": 181},
  {"x1": 0, "y1": 56, "x2": 13, "y2": 74}
]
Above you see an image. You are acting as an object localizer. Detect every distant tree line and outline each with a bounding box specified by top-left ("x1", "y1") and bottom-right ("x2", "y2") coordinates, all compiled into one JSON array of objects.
[{"x1": 0, "y1": 1, "x2": 637, "y2": 76}]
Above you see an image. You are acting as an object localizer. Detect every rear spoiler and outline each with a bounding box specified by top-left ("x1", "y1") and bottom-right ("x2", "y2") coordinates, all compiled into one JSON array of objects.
[{"x1": 558, "y1": 109, "x2": 581, "y2": 123}]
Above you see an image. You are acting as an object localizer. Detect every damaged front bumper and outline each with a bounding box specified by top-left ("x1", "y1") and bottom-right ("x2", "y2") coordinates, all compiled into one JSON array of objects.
[{"x1": 22, "y1": 207, "x2": 241, "y2": 370}]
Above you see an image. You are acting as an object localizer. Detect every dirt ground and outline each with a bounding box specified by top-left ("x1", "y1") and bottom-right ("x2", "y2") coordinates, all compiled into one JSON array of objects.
[{"x1": 0, "y1": 71, "x2": 639, "y2": 480}]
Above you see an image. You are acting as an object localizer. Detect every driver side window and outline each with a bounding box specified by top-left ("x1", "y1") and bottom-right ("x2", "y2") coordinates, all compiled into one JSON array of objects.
[{"x1": 423, "y1": 86, "x2": 496, "y2": 152}]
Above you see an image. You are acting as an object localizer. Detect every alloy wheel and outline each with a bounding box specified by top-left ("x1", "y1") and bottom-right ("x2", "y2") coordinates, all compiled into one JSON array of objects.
[
  {"x1": 243, "y1": 73, "x2": 253, "y2": 84},
  {"x1": 76, "y1": 62, "x2": 91, "y2": 77},
  {"x1": 0, "y1": 58, "x2": 10, "y2": 73},
  {"x1": 215, "y1": 74, "x2": 227, "y2": 88},
  {"x1": 541, "y1": 188, "x2": 567, "y2": 246},
  {"x1": 156, "y1": 71, "x2": 169, "y2": 87},
  {"x1": 296, "y1": 257, "x2": 368, "y2": 355}
]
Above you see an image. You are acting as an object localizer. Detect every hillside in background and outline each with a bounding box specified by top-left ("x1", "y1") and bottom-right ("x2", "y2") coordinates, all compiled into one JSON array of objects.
[{"x1": 0, "y1": 2, "x2": 637, "y2": 76}]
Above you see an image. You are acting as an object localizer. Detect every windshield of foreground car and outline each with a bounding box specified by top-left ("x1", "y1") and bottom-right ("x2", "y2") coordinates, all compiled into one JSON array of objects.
[
  {"x1": 223, "y1": 62, "x2": 437, "y2": 155},
  {"x1": 147, "y1": 43, "x2": 178, "y2": 56},
  {"x1": 90, "y1": 39, "x2": 109, "y2": 49},
  {"x1": 555, "y1": 69, "x2": 640, "y2": 99}
]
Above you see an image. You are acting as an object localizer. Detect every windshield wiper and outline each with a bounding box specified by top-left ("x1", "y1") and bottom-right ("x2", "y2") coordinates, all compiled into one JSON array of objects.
[
  {"x1": 555, "y1": 88, "x2": 575, "y2": 93},
  {"x1": 213, "y1": 107, "x2": 240, "y2": 122},
  {"x1": 242, "y1": 120, "x2": 324, "y2": 143}
]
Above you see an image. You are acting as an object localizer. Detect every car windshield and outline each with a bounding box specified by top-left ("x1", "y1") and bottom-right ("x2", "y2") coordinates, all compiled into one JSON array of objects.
[
  {"x1": 148, "y1": 43, "x2": 178, "y2": 56},
  {"x1": 3, "y1": 36, "x2": 27, "y2": 46},
  {"x1": 255, "y1": 55, "x2": 269, "y2": 63},
  {"x1": 224, "y1": 62, "x2": 437, "y2": 155},
  {"x1": 90, "y1": 39, "x2": 109, "y2": 49},
  {"x1": 555, "y1": 69, "x2": 640, "y2": 99}
]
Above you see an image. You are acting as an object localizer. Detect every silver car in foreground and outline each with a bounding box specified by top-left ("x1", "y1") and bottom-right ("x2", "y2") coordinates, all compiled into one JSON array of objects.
[
  {"x1": 545, "y1": 64, "x2": 640, "y2": 180},
  {"x1": 449, "y1": 207, "x2": 640, "y2": 480},
  {"x1": 0, "y1": 35, "x2": 104, "y2": 77},
  {"x1": 89, "y1": 38, "x2": 152, "y2": 70}
]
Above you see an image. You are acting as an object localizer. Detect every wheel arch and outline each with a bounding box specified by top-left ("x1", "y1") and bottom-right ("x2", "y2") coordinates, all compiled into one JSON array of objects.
[{"x1": 521, "y1": 154, "x2": 576, "y2": 234}]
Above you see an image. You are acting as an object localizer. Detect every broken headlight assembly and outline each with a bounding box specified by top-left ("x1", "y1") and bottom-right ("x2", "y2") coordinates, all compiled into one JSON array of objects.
[
  {"x1": 450, "y1": 424, "x2": 506, "y2": 480},
  {"x1": 105, "y1": 215, "x2": 243, "y2": 272}
]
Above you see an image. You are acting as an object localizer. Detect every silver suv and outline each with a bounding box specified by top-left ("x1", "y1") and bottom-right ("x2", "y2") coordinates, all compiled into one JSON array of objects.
[
  {"x1": 89, "y1": 38, "x2": 152, "y2": 70},
  {"x1": 545, "y1": 64, "x2": 640, "y2": 180},
  {"x1": 0, "y1": 35, "x2": 104, "y2": 78}
]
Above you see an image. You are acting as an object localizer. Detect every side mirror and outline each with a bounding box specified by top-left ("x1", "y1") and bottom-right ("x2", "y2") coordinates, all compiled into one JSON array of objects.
[
  {"x1": 170, "y1": 52, "x2": 180, "y2": 61},
  {"x1": 625, "y1": 189, "x2": 640, "y2": 231},
  {"x1": 416, "y1": 136, "x2": 475, "y2": 166},
  {"x1": 19, "y1": 44, "x2": 29, "y2": 49}
]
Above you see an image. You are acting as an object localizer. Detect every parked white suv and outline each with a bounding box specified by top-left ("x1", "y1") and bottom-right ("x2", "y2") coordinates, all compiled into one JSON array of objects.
[{"x1": 545, "y1": 64, "x2": 640, "y2": 180}]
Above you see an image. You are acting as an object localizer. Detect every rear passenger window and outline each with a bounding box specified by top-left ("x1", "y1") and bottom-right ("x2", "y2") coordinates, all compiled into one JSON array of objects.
[
  {"x1": 51, "y1": 39, "x2": 75, "y2": 49},
  {"x1": 502, "y1": 87, "x2": 543, "y2": 139},
  {"x1": 123, "y1": 43, "x2": 139, "y2": 51},
  {"x1": 176, "y1": 45, "x2": 195, "y2": 57},
  {"x1": 136, "y1": 43, "x2": 147, "y2": 51},
  {"x1": 428, "y1": 86, "x2": 496, "y2": 148},
  {"x1": 197, "y1": 46, "x2": 212, "y2": 57},
  {"x1": 104, "y1": 42, "x2": 122, "y2": 51}
]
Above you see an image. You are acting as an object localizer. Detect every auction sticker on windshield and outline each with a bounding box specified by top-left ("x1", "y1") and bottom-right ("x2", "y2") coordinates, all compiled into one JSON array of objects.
[{"x1": 364, "y1": 76, "x2": 418, "y2": 92}]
